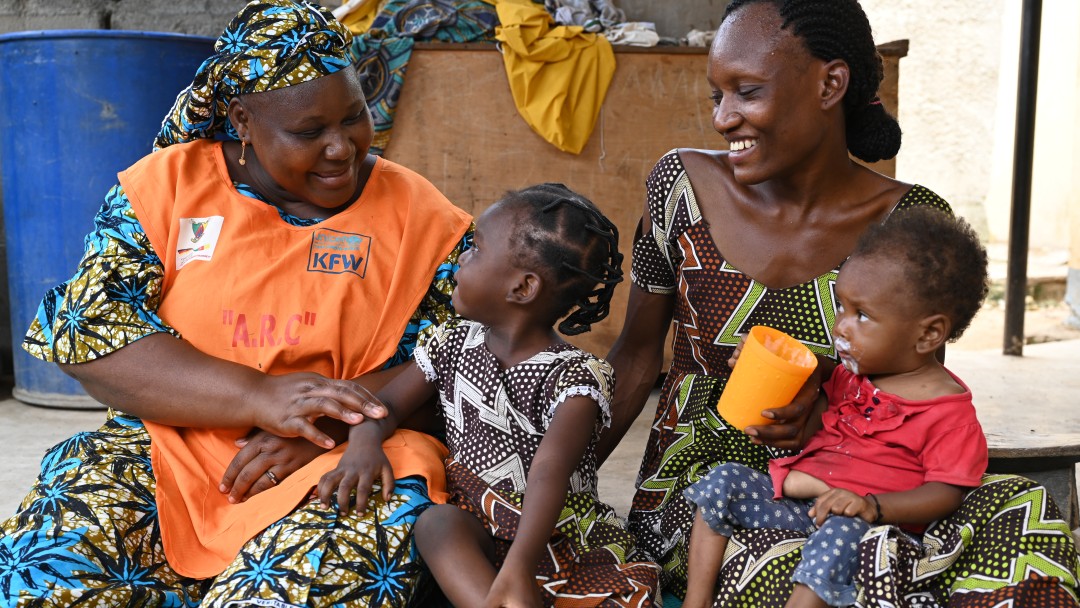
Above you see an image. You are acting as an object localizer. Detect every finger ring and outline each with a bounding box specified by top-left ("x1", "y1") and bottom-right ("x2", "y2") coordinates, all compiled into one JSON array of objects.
[{"x1": 265, "y1": 470, "x2": 280, "y2": 486}]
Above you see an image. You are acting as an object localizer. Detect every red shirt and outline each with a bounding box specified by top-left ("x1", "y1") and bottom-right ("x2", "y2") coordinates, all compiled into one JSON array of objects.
[{"x1": 769, "y1": 366, "x2": 987, "y2": 500}]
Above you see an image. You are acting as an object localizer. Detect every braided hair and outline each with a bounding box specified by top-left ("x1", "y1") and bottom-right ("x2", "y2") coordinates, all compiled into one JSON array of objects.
[
  {"x1": 499, "y1": 183, "x2": 624, "y2": 336},
  {"x1": 851, "y1": 207, "x2": 989, "y2": 341},
  {"x1": 723, "y1": 0, "x2": 901, "y2": 162}
]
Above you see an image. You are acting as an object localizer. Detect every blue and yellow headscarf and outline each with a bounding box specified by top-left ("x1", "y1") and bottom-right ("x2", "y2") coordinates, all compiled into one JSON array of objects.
[{"x1": 154, "y1": 0, "x2": 353, "y2": 150}]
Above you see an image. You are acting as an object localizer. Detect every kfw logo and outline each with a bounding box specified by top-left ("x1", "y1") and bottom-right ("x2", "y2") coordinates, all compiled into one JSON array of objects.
[{"x1": 308, "y1": 228, "x2": 371, "y2": 277}]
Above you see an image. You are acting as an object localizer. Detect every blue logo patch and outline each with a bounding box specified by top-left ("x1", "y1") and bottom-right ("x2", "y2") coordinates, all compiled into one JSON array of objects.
[{"x1": 307, "y1": 228, "x2": 370, "y2": 277}]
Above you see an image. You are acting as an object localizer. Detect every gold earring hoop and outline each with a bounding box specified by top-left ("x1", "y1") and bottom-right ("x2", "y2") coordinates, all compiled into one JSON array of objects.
[{"x1": 239, "y1": 140, "x2": 248, "y2": 166}]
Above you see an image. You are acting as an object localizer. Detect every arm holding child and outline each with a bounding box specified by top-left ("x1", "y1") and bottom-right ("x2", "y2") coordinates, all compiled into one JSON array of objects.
[{"x1": 220, "y1": 363, "x2": 411, "y2": 503}]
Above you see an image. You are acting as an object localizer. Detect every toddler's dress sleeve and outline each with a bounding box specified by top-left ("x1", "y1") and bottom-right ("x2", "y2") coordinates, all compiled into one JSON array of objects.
[
  {"x1": 920, "y1": 413, "x2": 988, "y2": 488},
  {"x1": 413, "y1": 317, "x2": 465, "y2": 384},
  {"x1": 543, "y1": 353, "x2": 615, "y2": 432}
]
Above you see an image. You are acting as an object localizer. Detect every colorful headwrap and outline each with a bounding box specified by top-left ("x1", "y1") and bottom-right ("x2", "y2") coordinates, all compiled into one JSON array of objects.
[{"x1": 153, "y1": 0, "x2": 353, "y2": 150}]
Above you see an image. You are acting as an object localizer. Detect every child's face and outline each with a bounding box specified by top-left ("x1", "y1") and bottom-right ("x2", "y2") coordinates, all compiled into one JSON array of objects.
[
  {"x1": 452, "y1": 202, "x2": 519, "y2": 323},
  {"x1": 832, "y1": 254, "x2": 928, "y2": 377}
]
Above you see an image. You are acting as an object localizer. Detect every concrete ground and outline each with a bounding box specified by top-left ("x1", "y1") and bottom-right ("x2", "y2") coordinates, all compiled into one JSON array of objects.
[{"x1": 2, "y1": 336, "x2": 1079, "y2": 522}]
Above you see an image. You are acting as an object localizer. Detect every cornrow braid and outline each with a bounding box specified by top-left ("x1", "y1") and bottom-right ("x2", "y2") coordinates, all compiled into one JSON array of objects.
[
  {"x1": 501, "y1": 183, "x2": 624, "y2": 336},
  {"x1": 723, "y1": 0, "x2": 901, "y2": 162}
]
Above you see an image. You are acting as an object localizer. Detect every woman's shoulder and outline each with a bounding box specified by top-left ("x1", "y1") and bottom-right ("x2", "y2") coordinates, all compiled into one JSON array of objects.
[
  {"x1": 123, "y1": 139, "x2": 220, "y2": 178},
  {"x1": 649, "y1": 148, "x2": 732, "y2": 181},
  {"x1": 891, "y1": 183, "x2": 953, "y2": 215},
  {"x1": 643, "y1": 148, "x2": 730, "y2": 228},
  {"x1": 675, "y1": 147, "x2": 731, "y2": 165},
  {"x1": 649, "y1": 147, "x2": 739, "y2": 206}
]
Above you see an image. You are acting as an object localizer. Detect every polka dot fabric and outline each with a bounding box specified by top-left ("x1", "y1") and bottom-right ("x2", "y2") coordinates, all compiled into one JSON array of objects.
[
  {"x1": 686, "y1": 463, "x2": 868, "y2": 606},
  {"x1": 415, "y1": 318, "x2": 661, "y2": 605},
  {"x1": 625, "y1": 151, "x2": 1080, "y2": 605},
  {"x1": 416, "y1": 318, "x2": 613, "y2": 495},
  {"x1": 447, "y1": 460, "x2": 660, "y2": 607}
]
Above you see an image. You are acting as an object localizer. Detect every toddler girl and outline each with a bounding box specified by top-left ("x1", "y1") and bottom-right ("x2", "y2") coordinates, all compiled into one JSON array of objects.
[
  {"x1": 682, "y1": 207, "x2": 990, "y2": 608},
  {"x1": 319, "y1": 183, "x2": 660, "y2": 607}
]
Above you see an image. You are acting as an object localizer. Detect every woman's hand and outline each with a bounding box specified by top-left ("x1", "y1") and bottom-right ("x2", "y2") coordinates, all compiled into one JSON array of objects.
[
  {"x1": 60, "y1": 335, "x2": 389, "y2": 436},
  {"x1": 808, "y1": 488, "x2": 877, "y2": 526},
  {"x1": 316, "y1": 440, "x2": 395, "y2": 514},
  {"x1": 253, "y1": 372, "x2": 387, "y2": 449},
  {"x1": 726, "y1": 336, "x2": 747, "y2": 369},
  {"x1": 743, "y1": 356, "x2": 833, "y2": 450},
  {"x1": 218, "y1": 430, "x2": 328, "y2": 503},
  {"x1": 484, "y1": 568, "x2": 543, "y2": 608}
]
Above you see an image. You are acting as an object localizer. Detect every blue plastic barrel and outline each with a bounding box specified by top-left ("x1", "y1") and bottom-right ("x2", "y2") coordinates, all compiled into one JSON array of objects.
[{"x1": 0, "y1": 30, "x2": 214, "y2": 408}]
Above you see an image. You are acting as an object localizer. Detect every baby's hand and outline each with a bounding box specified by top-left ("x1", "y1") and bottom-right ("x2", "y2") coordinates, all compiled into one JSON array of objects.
[
  {"x1": 808, "y1": 488, "x2": 878, "y2": 526},
  {"x1": 317, "y1": 442, "x2": 395, "y2": 515},
  {"x1": 727, "y1": 336, "x2": 747, "y2": 369}
]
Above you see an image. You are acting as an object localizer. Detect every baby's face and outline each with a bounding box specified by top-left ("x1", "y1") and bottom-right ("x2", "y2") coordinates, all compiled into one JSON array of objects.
[{"x1": 831, "y1": 255, "x2": 928, "y2": 377}]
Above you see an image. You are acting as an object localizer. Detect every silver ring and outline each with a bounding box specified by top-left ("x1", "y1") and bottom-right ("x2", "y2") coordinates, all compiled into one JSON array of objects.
[{"x1": 265, "y1": 470, "x2": 280, "y2": 486}]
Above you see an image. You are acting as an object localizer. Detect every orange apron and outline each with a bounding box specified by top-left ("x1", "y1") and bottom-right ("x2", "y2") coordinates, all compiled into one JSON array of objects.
[{"x1": 119, "y1": 139, "x2": 469, "y2": 577}]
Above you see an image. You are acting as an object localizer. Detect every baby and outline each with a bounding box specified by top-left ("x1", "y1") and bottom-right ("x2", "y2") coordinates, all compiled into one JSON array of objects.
[{"x1": 683, "y1": 207, "x2": 990, "y2": 608}]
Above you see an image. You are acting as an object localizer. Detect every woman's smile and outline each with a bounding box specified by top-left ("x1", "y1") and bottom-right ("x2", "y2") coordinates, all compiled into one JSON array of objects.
[
  {"x1": 312, "y1": 164, "x2": 355, "y2": 190},
  {"x1": 727, "y1": 138, "x2": 759, "y2": 164}
]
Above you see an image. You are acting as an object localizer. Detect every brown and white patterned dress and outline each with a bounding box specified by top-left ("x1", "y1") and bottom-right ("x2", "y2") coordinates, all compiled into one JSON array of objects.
[{"x1": 416, "y1": 318, "x2": 660, "y2": 607}]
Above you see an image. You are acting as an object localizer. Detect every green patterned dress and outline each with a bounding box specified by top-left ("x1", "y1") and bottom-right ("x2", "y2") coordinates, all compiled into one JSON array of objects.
[{"x1": 626, "y1": 150, "x2": 1080, "y2": 607}]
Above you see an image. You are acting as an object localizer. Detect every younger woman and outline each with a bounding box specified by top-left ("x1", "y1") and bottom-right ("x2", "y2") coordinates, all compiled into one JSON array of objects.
[
  {"x1": 682, "y1": 207, "x2": 990, "y2": 608},
  {"x1": 318, "y1": 183, "x2": 660, "y2": 607}
]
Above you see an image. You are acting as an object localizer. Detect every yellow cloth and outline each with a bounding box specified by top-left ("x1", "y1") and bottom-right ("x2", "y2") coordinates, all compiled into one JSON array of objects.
[
  {"x1": 494, "y1": 0, "x2": 615, "y2": 154},
  {"x1": 336, "y1": 0, "x2": 383, "y2": 35}
]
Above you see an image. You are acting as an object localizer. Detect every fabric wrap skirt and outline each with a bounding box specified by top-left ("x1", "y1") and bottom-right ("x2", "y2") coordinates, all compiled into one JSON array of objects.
[
  {"x1": 445, "y1": 458, "x2": 660, "y2": 607},
  {"x1": 0, "y1": 412, "x2": 438, "y2": 607}
]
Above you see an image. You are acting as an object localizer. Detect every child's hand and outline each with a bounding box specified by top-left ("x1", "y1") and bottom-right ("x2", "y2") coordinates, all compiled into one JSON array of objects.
[
  {"x1": 484, "y1": 568, "x2": 543, "y2": 608},
  {"x1": 317, "y1": 441, "x2": 395, "y2": 515},
  {"x1": 727, "y1": 336, "x2": 747, "y2": 369},
  {"x1": 808, "y1": 488, "x2": 878, "y2": 526}
]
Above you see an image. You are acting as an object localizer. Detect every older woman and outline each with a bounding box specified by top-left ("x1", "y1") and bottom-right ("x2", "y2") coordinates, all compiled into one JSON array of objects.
[
  {"x1": 0, "y1": 2, "x2": 471, "y2": 606},
  {"x1": 601, "y1": 0, "x2": 1080, "y2": 606}
]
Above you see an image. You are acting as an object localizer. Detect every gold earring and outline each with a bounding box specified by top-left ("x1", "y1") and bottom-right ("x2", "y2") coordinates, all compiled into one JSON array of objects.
[{"x1": 239, "y1": 140, "x2": 247, "y2": 166}]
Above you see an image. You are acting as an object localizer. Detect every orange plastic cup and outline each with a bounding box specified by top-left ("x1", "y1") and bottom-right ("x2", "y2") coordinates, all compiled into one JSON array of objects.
[{"x1": 717, "y1": 326, "x2": 818, "y2": 431}]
